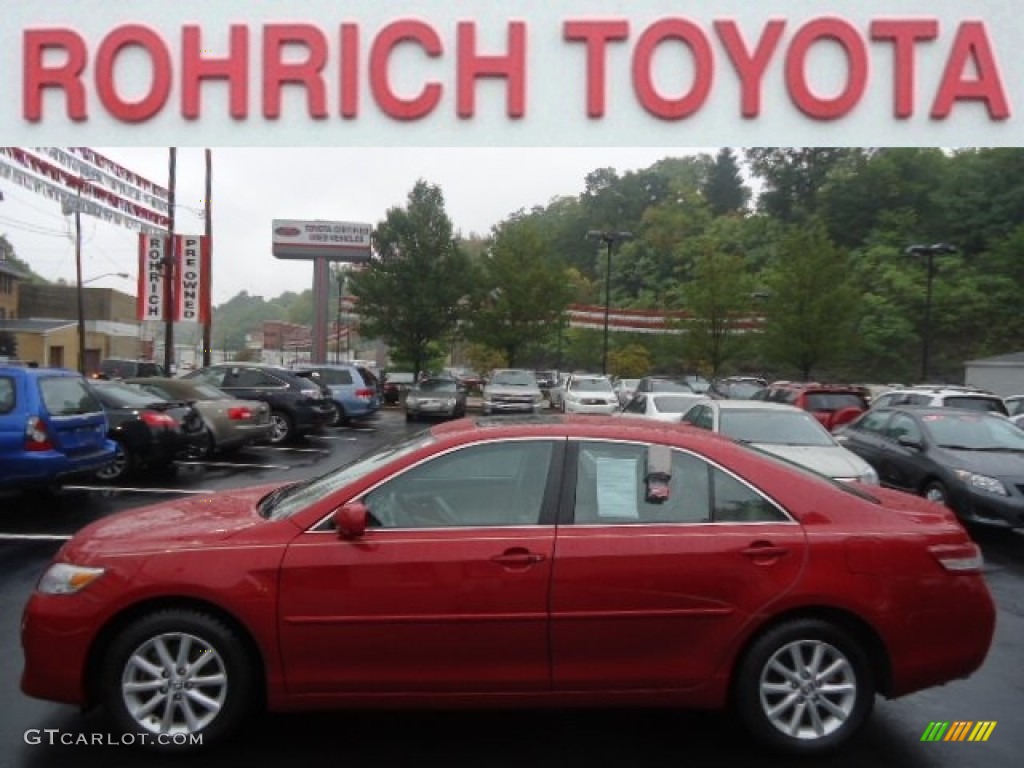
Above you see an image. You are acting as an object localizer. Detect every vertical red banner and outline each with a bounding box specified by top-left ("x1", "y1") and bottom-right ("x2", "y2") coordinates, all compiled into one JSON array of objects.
[
  {"x1": 173, "y1": 235, "x2": 210, "y2": 322},
  {"x1": 137, "y1": 233, "x2": 167, "y2": 322}
]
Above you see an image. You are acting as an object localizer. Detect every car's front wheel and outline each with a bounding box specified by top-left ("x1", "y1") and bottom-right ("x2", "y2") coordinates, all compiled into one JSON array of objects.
[
  {"x1": 922, "y1": 480, "x2": 949, "y2": 506},
  {"x1": 100, "y1": 609, "x2": 257, "y2": 751},
  {"x1": 734, "y1": 619, "x2": 874, "y2": 755}
]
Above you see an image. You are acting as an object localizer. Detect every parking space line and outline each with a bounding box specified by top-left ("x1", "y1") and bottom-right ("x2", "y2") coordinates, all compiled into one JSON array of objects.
[
  {"x1": 175, "y1": 461, "x2": 291, "y2": 469},
  {"x1": 306, "y1": 435, "x2": 358, "y2": 441},
  {"x1": 248, "y1": 446, "x2": 328, "y2": 453},
  {"x1": 0, "y1": 533, "x2": 73, "y2": 541},
  {"x1": 62, "y1": 485, "x2": 216, "y2": 495}
]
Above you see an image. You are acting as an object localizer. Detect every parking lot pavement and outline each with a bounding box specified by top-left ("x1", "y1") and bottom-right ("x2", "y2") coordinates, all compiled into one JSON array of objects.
[{"x1": 0, "y1": 409, "x2": 1022, "y2": 767}]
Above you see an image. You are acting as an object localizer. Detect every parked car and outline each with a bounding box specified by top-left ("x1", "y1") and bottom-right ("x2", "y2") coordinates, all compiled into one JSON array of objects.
[
  {"x1": 561, "y1": 373, "x2": 618, "y2": 415},
  {"x1": 95, "y1": 358, "x2": 167, "y2": 380},
  {"x1": 404, "y1": 376, "x2": 468, "y2": 421},
  {"x1": 292, "y1": 363, "x2": 381, "y2": 426},
  {"x1": 635, "y1": 376, "x2": 695, "y2": 394},
  {"x1": 0, "y1": 365, "x2": 116, "y2": 490},
  {"x1": 707, "y1": 376, "x2": 767, "y2": 400},
  {"x1": 482, "y1": 368, "x2": 544, "y2": 415},
  {"x1": 382, "y1": 371, "x2": 416, "y2": 405},
  {"x1": 127, "y1": 377, "x2": 273, "y2": 456},
  {"x1": 616, "y1": 392, "x2": 705, "y2": 422},
  {"x1": 681, "y1": 400, "x2": 879, "y2": 484},
  {"x1": 87, "y1": 379, "x2": 207, "y2": 481},
  {"x1": 870, "y1": 385, "x2": 1008, "y2": 416},
  {"x1": 835, "y1": 406, "x2": 1024, "y2": 529},
  {"x1": 1004, "y1": 394, "x2": 1024, "y2": 418},
  {"x1": 183, "y1": 363, "x2": 334, "y2": 444},
  {"x1": 758, "y1": 382, "x2": 869, "y2": 432},
  {"x1": 22, "y1": 416, "x2": 994, "y2": 755}
]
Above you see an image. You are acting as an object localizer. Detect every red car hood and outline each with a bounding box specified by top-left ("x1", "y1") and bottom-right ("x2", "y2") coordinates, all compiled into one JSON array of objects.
[{"x1": 64, "y1": 484, "x2": 282, "y2": 558}]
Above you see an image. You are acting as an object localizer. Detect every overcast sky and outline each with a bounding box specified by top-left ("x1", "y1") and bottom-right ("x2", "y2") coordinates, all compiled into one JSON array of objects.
[{"x1": 0, "y1": 147, "x2": 706, "y2": 306}]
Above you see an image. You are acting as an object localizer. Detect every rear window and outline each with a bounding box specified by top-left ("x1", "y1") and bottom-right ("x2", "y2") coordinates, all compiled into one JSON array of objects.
[
  {"x1": 803, "y1": 393, "x2": 867, "y2": 411},
  {"x1": 944, "y1": 396, "x2": 1008, "y2": 415},
  {"x1": 39, "y1": 376, "x2": 103, "y2": 416},
  {"x1": 0, "y1": 376, "x2": 14, "y2": 414},
  {"x1": 308, "y1": 368, "x2": 354, "y2": 386}
]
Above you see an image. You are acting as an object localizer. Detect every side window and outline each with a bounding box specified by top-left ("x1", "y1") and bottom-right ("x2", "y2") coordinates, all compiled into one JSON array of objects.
[
  {"x1": 0, "y1": 376, "x2": 14, "y2": 414},
  {"x1": 907, "y1": 394, "x2": 932, "y2": 406},
  {"x1": 235, "y1": 369, "x2": 282, "y2": 387},
  {"x1": 193, "y1": 368, "x2": 226, "y2": 387},
  {"x1": 572, "y1": 441, "x2": 711, "y2": 525},
  {"x1": 886, "y1": 413, "x2": 922, "y2": 443},
  {"x1": 853, "y1": 409, "x2": 891, "y2": 435},
  {"x1": 363, "y1": 440, "x2": 554, "y2": 528},
  {"x1": 873, "y1": 394, "x2": 894, "y2": 408},
  {"x1": 693, "y1": 406, "x2": 714, "y2": 430},
  {"x1": 713, "y1": 471, "x2": 787, "y2": 523}
]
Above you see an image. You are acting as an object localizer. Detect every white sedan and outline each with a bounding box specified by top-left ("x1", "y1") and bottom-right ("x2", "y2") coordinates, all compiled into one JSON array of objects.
[
  {"x1": 562, "y1": 374, "x2": 619, "y2": 415},
  {"x1": 680, "y1": 399, "x2": 879, "y2": 484},
  {"x1": 616, "y1": 392, "x2": 706, "y2": 422}
]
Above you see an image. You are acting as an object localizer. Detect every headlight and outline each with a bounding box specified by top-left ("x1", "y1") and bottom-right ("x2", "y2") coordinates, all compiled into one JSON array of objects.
[
  {"x1": 445, "y1": 398, "x2": 456, "y2": 407},
  {"x1": 954, "y1": 470, "x2": 1008, "y2": 496},
  {"x1": 858, "y1": 464, "x2": 879, "y2": 485},
  {"x1": 37, "y1": 563, "x2": 105, "y2": 595}
]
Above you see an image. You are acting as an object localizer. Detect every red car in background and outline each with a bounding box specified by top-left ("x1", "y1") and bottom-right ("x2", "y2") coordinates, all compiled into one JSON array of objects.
[
  {"x1": 757, "y1": 382, "x2": 869, "y2": 432},
  {"x1": 22, "y1": 416, "x2": 993, "y2": 754}
]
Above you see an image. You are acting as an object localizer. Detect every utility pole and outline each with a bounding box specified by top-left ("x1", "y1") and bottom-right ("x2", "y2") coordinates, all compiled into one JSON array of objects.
[
  {"x1": 163, "y1": 148, "x2": 177, "y2": 374},
  {"x1": 203, "y1": 148, "x2": 212, "y2": 366}
]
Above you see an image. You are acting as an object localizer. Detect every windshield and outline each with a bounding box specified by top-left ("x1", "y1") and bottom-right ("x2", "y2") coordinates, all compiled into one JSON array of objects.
[
  {"x1": 415, "y1": 378, "x2": 458, "y2": 393},
  {"x1": 943, "y1": 396, "x2": 1007, "y2": 415},
  {"x1": 260, "y1": 432, "x2": 436, "y2": 520},
  {"x1": 91, "y1": 381, "x2": 169, "y2": 408},
  {"x1": 720, "y1": 409, "x2": 835, "y2": 446},
  {"x1": 804, "y1": 393, "x2": 866, "y2": 411},
  {"x1": 923, "y1": 413, "x2": 1024, "y2": 451},
  {"x1": 491, "y1": 370, "x2": 537, "y2": 386},
  {"x1": 652, "y1": 395, "x2": 703, "y2": 413},
  {"x1": 650, "y1": 379, "x2": 693, "y2": 392},
  {"x1": 571, "y1": 377, "x2": 613, "y2": 393}
]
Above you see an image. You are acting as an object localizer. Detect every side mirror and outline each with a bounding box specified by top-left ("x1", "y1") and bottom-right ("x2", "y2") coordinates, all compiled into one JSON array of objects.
[{"x1": 333, "y1": 501, "x2": 368, "y2": 539}]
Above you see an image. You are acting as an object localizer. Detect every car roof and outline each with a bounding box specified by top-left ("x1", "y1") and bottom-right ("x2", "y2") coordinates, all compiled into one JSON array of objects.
[
  {"x1": 709, "y1": 400, "x2": 804, "y2": 412},
  {"x1": 0, "y1": 366, "x2": 80, "y2": 378}
]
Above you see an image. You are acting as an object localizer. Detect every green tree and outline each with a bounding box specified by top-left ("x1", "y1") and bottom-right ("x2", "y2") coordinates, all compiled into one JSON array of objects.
[
  {"x1": 347, "y1": 180, "x2": 472, "y2": 379},
  {"x1": 761, "y1": 221, "x2": 859, "y2": 380},
  {"x1": 702, "y1": 147, "x2": 750, "y2": 216},
  {"x1": 462, "y1": 217, "x2": 574, "y2": 366},
  {"x1": 745, "y1": 148, "x2": 862, "y2": 223}
]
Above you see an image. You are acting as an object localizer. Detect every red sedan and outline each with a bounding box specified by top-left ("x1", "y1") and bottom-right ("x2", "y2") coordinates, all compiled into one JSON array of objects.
[{"x1": 21, "y1": 416, "x2": 994, "y2": 754}]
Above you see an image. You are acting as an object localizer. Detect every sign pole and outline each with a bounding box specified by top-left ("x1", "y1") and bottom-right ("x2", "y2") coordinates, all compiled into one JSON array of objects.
[
  {"x1": 163, "y1": 148, "x2": 176, "y2": 373},
  {"x1": 203, "y1": 148, "x2": 213, "y2": 366}
]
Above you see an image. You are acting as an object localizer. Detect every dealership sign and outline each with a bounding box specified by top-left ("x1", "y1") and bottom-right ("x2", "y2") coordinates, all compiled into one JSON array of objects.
[
  {"x1": 137, "y1": 234, "x2": 211, "y2": 323},
  {"x1": 2, "y1": 0, "x2": 1021, "y2": 146},
  {"x1": 272, "y1": 220, "x2": 372, "y2": 261}
]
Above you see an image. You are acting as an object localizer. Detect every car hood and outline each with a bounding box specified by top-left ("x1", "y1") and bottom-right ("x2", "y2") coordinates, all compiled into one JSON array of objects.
[
  {"x1": 753, "y1": 443, "x2": 871, "y2": 479},
  {"x1": 63, "y1": 484, "x2": 281, "y2": 558},
  {"x1": 938, "y1": 447, "x2": 1024, "y2": 477},
  {"x1": 485, "y1": 384, "x2": 540, "y2": 396}
]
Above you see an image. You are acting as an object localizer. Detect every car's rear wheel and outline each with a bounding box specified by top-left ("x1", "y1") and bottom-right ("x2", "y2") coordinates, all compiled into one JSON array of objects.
[
  {"x1": 96, "y1": 441, "x2": 134, "y2": 482},
  {"x1": 100, "y1": 609, "x2": 257, "y2": 751},
  {"x1": 734, "y1": 619, "x2": 874, "y2": 755},
  {"x1": 268, "y1": 411, "x2": 293, "y2": 444}
]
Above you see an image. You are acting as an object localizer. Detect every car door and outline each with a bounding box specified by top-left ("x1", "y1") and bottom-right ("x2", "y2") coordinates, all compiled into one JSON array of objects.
[
  {"x1": 550, "y1": 439, "x2": 807, "y2": 689},
  {"x1": 837, "y1": 409, "x2": 892, "y2": 474},
  {"x1": 277, "y1": 438, "x2": 562, "y2": 694},
  {"x1": 877, "y1": 411, "x2": 930, "y2": 492}
]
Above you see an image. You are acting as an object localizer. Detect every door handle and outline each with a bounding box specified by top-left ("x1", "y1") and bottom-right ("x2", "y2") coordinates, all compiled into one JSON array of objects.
[
  {"x1": 741, "y1": 543, "x2": 789, "y2": 559},
  {"x1": 491, "y1": 548, "x2": 547, "y2": 567}
]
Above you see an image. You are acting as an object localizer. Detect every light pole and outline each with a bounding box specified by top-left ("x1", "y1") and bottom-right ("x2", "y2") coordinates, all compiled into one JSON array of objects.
[
  {"x1": 82, "y1": 272, "x2": 130, "y2": 286},
  {"x1": 906, "y1": 243, "x2": 957, "y2": 382},
  {"x1": 586, "y1": 230, "x2": 633, "y2": 375},
  {"x1": 62, "y1": 169, "x2": 103, "y2": 375},
  {"x1": 335, "y1": 268, "x2": 346, "y2": 364}
]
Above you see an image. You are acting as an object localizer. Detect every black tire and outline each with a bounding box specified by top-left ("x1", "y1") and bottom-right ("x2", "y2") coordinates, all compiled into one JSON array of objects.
[
  {"x1": 734, "y1": 619, "x2": 874, "y2": 756},
  {"x1": 268, "y1": 410, "x2": 294, "y2": 444},
  {"x1": 405, "y1": 411, "x2": 415, "y2": 422},
  {"x1": 922, "y1": 480, "x2": 949, "y2": 506},
  {"x1": 100, "y1": 609, "x2": 258, "y2": 751},
  {"x1": 95, "y1": 441, "x2": 135, "y2": 483}
]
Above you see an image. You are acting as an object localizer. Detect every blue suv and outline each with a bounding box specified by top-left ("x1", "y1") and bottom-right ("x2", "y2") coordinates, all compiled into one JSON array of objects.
[
  {"x1": 0, "y1": 366, "x2": 117, "y2": 490},
  {"x1": 292, "y1": 364, "x2": 381, "y2": 426}
]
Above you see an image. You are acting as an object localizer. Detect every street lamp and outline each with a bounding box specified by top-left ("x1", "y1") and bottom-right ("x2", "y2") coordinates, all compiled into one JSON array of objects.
[
  {"x1": 82, "y1": 272, "x2": 130, "y2": 286},
  {"x1": 62, "y1": 169, "x2": 103, "y2": 375},
  {"x1": 905, "y1": 243, "x2": 957, "y2": 382},
  {"x1": 586, "y1": 230, "x2": 633, "y2": 375}
]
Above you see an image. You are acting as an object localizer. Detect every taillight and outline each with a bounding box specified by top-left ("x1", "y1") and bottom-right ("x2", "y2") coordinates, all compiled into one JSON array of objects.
[
  {"x1": 228, "y1": 406, "x2": 252, "y2": 420},
  {"x1": 929, "y1": 542, "x2": 985, "y2": 572},
  {"x1": 139, "y1": 410, "x2": 177, "y2": 428},
  {"x1": 355, "y1": 388, "x2": 374, "y2": 400},
  {"x1": 24, "y1": 416, "x2": 54, "y2": 451}
]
